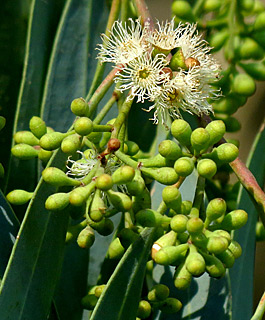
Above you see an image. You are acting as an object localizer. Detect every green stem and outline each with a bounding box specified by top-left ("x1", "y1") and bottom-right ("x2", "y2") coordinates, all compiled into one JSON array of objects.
[
  {"x1": 132, "y1": 0, "x2": 154, "y2": 29},
  {"x1": 193, "y1": 0, "x2": 206, "y2": 17},
  {"x1": 156, "y1": 201, "x2": 167, "y2": 215},
  {"x1": 93, "y1": 91, "x2": 120, "y2": 125},
  {"x1": 191, "y1": 176, "x2": 205, "y2": 217},
  {"x1": 115, "y1": 150, "x2": 139, "y2": 168},
  {"x1": 93, "y1": 124, "x2": 113, "y2": 132},
  {"x1": 121, "y1": 0, "x2": 129, "y2": 21},
  {"x1": 251, "y1": 291, "x2": 265, "y2": 320}
]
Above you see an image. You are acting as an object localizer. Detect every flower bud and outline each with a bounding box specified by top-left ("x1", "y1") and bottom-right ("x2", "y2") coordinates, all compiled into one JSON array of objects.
[
  {"x1": 216, "y1": 249, "x2": 235, "y2": 268},
  {"x1": 132, "y1": 187, "x2": 151, "y2": 212},
  {"x1": 240, "y1": 61, "x2": 265, "y2": 81},
  {"x1": 112, "y1": 165, "x2": 135, "y2": 185},
  {"x1": 14, "y1": 131, "x2": 39, "y2": 146},
  {"x1": 107, "y1": 138, "x2": 120, "y2": 152},
  {"x1": 186, "y1": 250, "x2": 205, "y2": 276},
  {"x1": 197, "y1": 159, "x2": 217, "y2": 179},
  {"x1": 136, "y1": 209, "x2": 171, "y2": 228},
  {"x1": 42, "y1": 167, "x2": 81, "y2": 187},
  {"x1": 106, "y1": 189, "x2": 132, "y2": 212},
  {"x1": 74, "y1": 117, "x2": 93, "y2": 136},
  {"x1": 254, "y1": 11, "x2": 265, "y2": 31},
  {"x1": 220, "y1": 209, "x2": 248, "y2": 230},
  {"x1": 147, "y1": 284, "x2": 170, "y2": 302},
  {"x1": 169, "y1": 48, "x2": 187, "y2": 70},
  {"x1": 212, "y1": 230, "x2": 231, "y2": 243},
  {"x1": 206, "y1": 198, "x2": 227, "y2": 222},
  {"x1": 86, "y1": 131, "x2": 102, "y2": 144},
  {"x1": 191, "y1": 128, "x2": 210, "y2": 155},
  {"x1": 157, "y1": 297, "x2": 182, "y2": 314},
  {"x1": 69, "y1": 183, "x2": 95, "y2": 206},
  {"x1": 174, "y1": 157, "x2": 194, "y2": 177},
  {"x1": 205, "y1": 120, "x2": 226, "y2": 145},
  {"x1": 11, "y1": 144, "x2": 39, "y2": 160},
  {"x1": 232, "y1": 73, "x2": 256, "y2": 97},
  {"x1": 77, "y1": 226, "x2": 95, "y2": 249},
  {"x1": 6, "y1": 189, "x2": 33, "y2": 205},
  {"x1": 209, "y1": 29, "x2": 228, "y2": 51},
  {"x1": 206, "y1": 236, "x2": 229, "y2": 254},
  {"x1": 239, "y1": 37, "x2": 264, "y2": 60},
  {"x1": 180, "y1": 200, "x2": 192, "y2": 215},
  {"x1": 89, "y1": 189, "x2": 106, "y2": 222},
  {"x1": 39, "y1": 132, "x2": 67, "y2": 150},
  {"x1": 153, "y1": 243, "x2": 189, "y2": 265},
  {"x1": 29, "y1": 116, "x2": 47, "y2": 139},
  {"x1": 215, "y1": 143, "x2": 239, "y2": 163},
  {"x1": 71, "y1": 97, "x2": 89, "y2": 116},
  {"x1": 118, "y1": 228, "x2": 139, "y2": 249},
  {"x1": 162, "y1": 186, "x2": 182, "y2": 211},
  {"x1": 94, "y1": 285, "x2": 106, "y2": 298},
  {"x1": 203, "y1": 0, "x2": 222, "y2": 12},
  {"x1": 142, "y1": 167, "x2": 179, "y2": 185},
  {"x1": 38, "y1": 149, "x2": 53, "y2": 163},
  {"x1": 81, "y1": 294, "x2": 98, "y2": 310},
  {"x1": 45, "y1": 192, "x2": 70, "y2": 211},
  {"x1": 89, "y1": 217, "x2": 114, "y2": 236},
  {"x1": 171, "y1": 119, "x2": 192, "y2": 146},
  {"x1": 107, "y1": 237, "x2": 125, "y2": 259},
  {"x1": 190, "y1": 233, "x2": 208, "y2": 249},
  {"x1": 124, "y1": 140, "x2": 139, "y2": 156},
  {"x1": 202, "y1": 253, "x2": 226, "y2": 278},
  {"x1": 174, "y1": 262, "x2": 192, "y2": 290},
  {"x1": 239, "y1": 0, "x2": 254, "y2": 11},
  {"x1": 126, "y1": 169, "x2": 145, "y2": 196},
  {"x1": 152, "y1": 230, "x2": 178, "y2": 252},
  {"x1": 95, "y1": 173, "x2": 113, "y2": 191},
  {"x1": 158, "y1": 140, "x2": 182, "y2": 160},
  {"x1": 61, "y1": 134, "x2": 82, "y2": 154},
  {"x1": 228, "y1": 240, "x2": 242, "y2": 258},
  {"x1": 0, "y1": 116, "x2": 6, "y2": 131},
  {"x1": 256, "y1": 221, "x2": 265, "y2": 241},
  {"x1": 186, "y1": 217, "x2": 204, "y2": 234},
  {"x1": 66, "y1": 220, "x2": 87, "y2": 243},
  {"x1": 172, "y1": 1, "x2": 193, "y2": 19},
  {"x1": 170, "y1": 214, "x2": 188, "y2": 233},
  {"x1": 212, "y1": 96, "x2": 240, "y2": 115},
  {"x1": 137, "y1": 300, "x2": 151, "y2": 319}
]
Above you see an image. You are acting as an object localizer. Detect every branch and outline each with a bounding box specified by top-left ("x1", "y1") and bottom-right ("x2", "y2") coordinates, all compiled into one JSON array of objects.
[{"x1": 132, "y1": 0, "x2": 154, "y2": 29}]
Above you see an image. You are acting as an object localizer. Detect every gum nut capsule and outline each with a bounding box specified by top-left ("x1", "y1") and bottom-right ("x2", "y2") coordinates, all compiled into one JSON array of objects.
[
  {"x1": 14, "y1": 131, "x2": 39, "y2": 146},
  {"x1": 232, "y1": 73, "x2": 256, "y2": 97},
  {"x1": 0, "y1": 116, "x2": 6, "y2": 131},
  {"x1": 107, "y1": 237, "x2": 125, "y2": 259},
  {"x1": 38, "y1": 149, "x2": 53, "y2": 163},
  {"x1": 29, "y1": 116, "x2": 47, "y2": 139},
  {"x1": 11, "y1": 144, "x2": 39, "y2": 160},
  {"x1": 206, "y1": 198, "x2": 227, "y2": 221},
  {"x1": 228, "y1": 240, "x2": 242, "y2": 258},
  {"x1": 169, "y1": 48, "x2": 186, "y2": 70},
  {"x1": 70, "y1": 97, "x2": 89, "y2": 116},
  {"x1": 191, "y1": 128, "x2": 210, "y2": 153},
  {"x1": 111, "y1": 165, "x2": 135, "y2": 185},
  {"x1": 205, "y1": 120, "x2": 226, "y2": 145},
  {"x1": 174, "y1": 157, "x2": 194, "y2": 177},
  {"x1": 141, "y1": 167, "x2": 179, "y2": 185},
  {"x1": 162, "y1": 186, "x2": 182, "y2": 211},
  {"x1": 61, "y1": 134, "x2": 81, "y2": 154},
  {"x1": 74, "y1": 117, "x2": 93, "y2": 136},
  {"x1": 147, "y1": 284, "x2": 170, "y2": 302},
  {"x1": 206, "y1": 236, "x2": 229, "y2": 254},
  {"x1": 158, "y1": 140, "x2": 182, "y2": 160},
  {"x1": 137, "y1": 300, "x2": 151, "y2": 319},
  {"x1": 45, "y1": 192, "x2": 70, "y2": 211},
  {"x1": 94, "y1": 285, "x2": 106, "y2": 298},
  {"x1": 220, "y1": 209, "x2": 248, "y2": 231},
  {"x1": 95, "y1": 173, "x2": 113, "y2": 191},
  {"x1": 203, "y1": 253, "x2": 225, "y2": 278},
  {"x1": 77, "y1": 226, "x2": 95, "y2": 249},
  {"x1": 216, "y1": 143, "x2": 239, "y2": 163},
  {"x1": 39, "y1": 132, "x2": 67, "y2": 150},
  {"x1": 216, "y1": 249, "x2": 235, "y2": 268},
  {"x1": 42, "y1": 167, "x2": 81, "y2": 187},
  {"x1": 186, "y1": 251, "x2": 206, "y2": 277},
  {"x1": 6, "y1": 189, "x2": 33, "y2": 205},
  {"x1": 126, "y1": 171, "x2": 145, "y2": 196},
  {"x1": 106, "y1": 189, "x2": 132, "y2": 212},
  {"x1": 170, "y1": 214, "x2": 189, "y2": 233},
  {"x1": 197, "y1": 159, "x2": 217, "y2": 179},
  {"x1": 171, "y1": 119, "x2": 192, "y2": 146},
  {"x1": 153, "y1": 243, "x2": 189, "y2": 265},
  {"x1": 186, "y1": 217, "x2": 204, "y2": 234},
  {"x1": 136, "y1": 209, "x2": 171, "y2": 228},
  {"x1": 124, "y1": 140, "x2": 139, "y2": 156},
  {"x1": 89, "y1": 189, "x2": 106, "y2": 222},
  {"x1": 174, "y1": 262, "x2": 192, "y2": 290},
  {"x1": 86, "y1": 131, "x2": 102, "y2": 144}
]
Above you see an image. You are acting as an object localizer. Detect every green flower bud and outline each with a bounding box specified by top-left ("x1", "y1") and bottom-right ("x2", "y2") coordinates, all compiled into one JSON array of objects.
[
  {"x1": 112, "y1": 165, "x2": 135, "y2": 185},
  {"x1": 174, "y1": 157, "x2": 194, "y2": 177},
  {"x1": 239, "y1": 0, "x2": 254, "y2": 11},
  {"x1": 206, "y1": 198, "x2": 227, "y2": 222},
  {"x1": 153, "y1": 243, "x2": 189, "y2": 265},
  {"x1": 6, "y1": 189, "x2": 33, "y2": 205},
  {"x1": 74, "y1": 117, "x2": 93, "y2": 136},
  {"x1": 206, "y1": 236, "x2": 229, "y2": 254},
  {"x1": 158, "y1": 140, "x2": 182, "y2": 160},
  {"x1": 174, "y1": 262, "x2": 192, "y2": 290},
  {"x1": 147, "y1": 284, "x2": 170, "y2": 302},
  {"x1": 202, "y1": 253, "x2": 226, "y2": 278},
  {"x1": 190, "y1": 233, "x2": 208, "y2": 249},
  {"x1": 191, "y1": 128, "x2": 210, "y2": 155},
  {"x1": 153, "y1": 230, "x2": 178, "y2": 250},
  {"x1": 119, "y1": 228, "x2": 139, "y2": 249},
  {"x1": 220, "y1": 209, "x2": 248, "y2": 231},
  {"x1": 45, "y1": 192, "x2": 70, "y2": 211},
  {"x1": 170, "y1": 214, "x2": 189, "y2": 233},
  {"x1": 172, "y1": 1, "x2": 193, "y2": 19},
  {"x1": 89, "y1": 217, "x2": 114, "y2": 236},
  {"x1": 203, "y1": 0, "x2": 222, "y2": 12},
  {"x1": 0, "y1": 163, "x2": 4, "y2": 179},
  {"x1": 42, "y1": 167, "x2": 81, "y2": 187},
  {"x1": 132, "y1": 187, "x2": 151, "y2": 212},
  {"x1": 94, "y1": 285, "x2": 106, "y2": 298},
  {"x1": 232, "y1": 73, "x2": 256, "y2": 97},
  {"x1": 240, "y1": 61, "x2": 265, "y2": 81},
  {"x1": 0, "y1": 116, "x2": 6, "y2": 131},
  {"x1": 216, "y1": 249, "x2": 235, "y2": 268},
  {"x1": 228, "y1": 240, "x2": 242, "y2": 258},
  {"x1": 205, "y1": 120, "x2": 226, "y2": 145},
  {"x1": 29, "y1": 116, "x2": 47, "y2": 139},
  {"x1": 124, "y1": 140, "x2": 139, "y2": 156},
  {"x1": 81, "y1": 290, "x2": 98, "y2": 310},
  {"x1": 95, "y1": 173, "x2": 113, "y2": 191},
  {"x1": 39, "y1": 132, "x2": 67, "y2": 150},
  {"x1": 209, "y1": 29, "x2": 228, "y2": 51},
  {"x1": 106, "y1": 189, "x2": 132, "y2": 212},
  {"x1": 14, "y1": 131, "x2": 39, "y2": 146},
  {"x1": 171, "y1": 119, "x2": 192, "y2": 146},
  {"x1": 11, "y1": 144, "x2": 39, "y2": 160},
  {"x1": 126, "y1": 169, "x2": 145, "y2": 196},
  {"x1": 71, "y1": 97, "x2": 89, "y2": 116},
  {"x1": 212, "y1": 96, "x2": 240, "y2": 115},
  {"x1": 186, "y1": 217, "x2": 204, "y2": 234},
  {"x1": 162, "y1": 186, "x2": 182, "y2": 211},
  {"x1": 69, "y1": 182, "x2": 95, "y2": 206},
  {"x1": 139, "y1": 153, "x2": 173, "y2": 167},
  {"x1": 77, "y1": 226, "x2": 95, "y2": 249},
  {"x1": 136, "y1": 209, "x2": 171, "y2": 228},
  {"x1": 215, "y1": 143, "x2": 239, "y2": 163},
  {"x1": 66, "y1": 220, "x2": 87, "y2": 243},
  {"x1": 180, "y1": 200, "x2": 192, "y2": 215},
  {"x1": 256, "y1": 221, "x2": 265, "y2": 241},
  {"x1": 169, "y1": 48, "x2": 187, "y2": 70},
  {"x1": 212, "y1": 230, "x2": 231, "y2": 243},
  {"x1": 239, "y1": 37, "x2": 264, "y2": 60},
  {"x1": 38, "y1": 149, "x2": 53, "y2": 163},
  {"x1": 89, "y1": 189, "x2": 106, "y2": 222},
  {"x1": 221, "y1": 116, "x2": 241, "y2": 133},
  {"x1": 142, "y1": 167, "x2": 179, "y2": 185},
  {"x1": 254, "y1": 11, "x2": 265, "y2": 31},
  {"x1": 252, "y1": 0, "x2": 265, "y2": 13},
  {"x1": 68, "y1": 203, "x2": 86, "y2": 220},
  {"x1": 61, "y1": 134, "x2": 81, "y2": 154},
  {"x1": 186, "y1": 249, "x2": 205, "y2": 277},
  {"x1": 197, "y1": 159, "x2": 217, "y2": 179},
  {"x1": 107, "y1": 237, "x2": 125, "y2": 259},
  {"x1": 157, "y1": 297, "x2": 182, "y2": 314},
  {"x1": 137, "y1": 300, "x2": 151, "y2": 319}
]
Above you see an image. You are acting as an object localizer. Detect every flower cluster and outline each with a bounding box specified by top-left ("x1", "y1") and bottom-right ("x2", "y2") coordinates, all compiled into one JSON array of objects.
[{"x1": 97, "y1": 19, "x2": 221, "y2": 125}]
